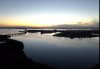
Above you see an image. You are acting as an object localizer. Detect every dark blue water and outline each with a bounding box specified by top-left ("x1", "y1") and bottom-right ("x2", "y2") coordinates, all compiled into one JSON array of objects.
[{"x1": 10, "y1": 32, "x2": 99, "y2": 69}]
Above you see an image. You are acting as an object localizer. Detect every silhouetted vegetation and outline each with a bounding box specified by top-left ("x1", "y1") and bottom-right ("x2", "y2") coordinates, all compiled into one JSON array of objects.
[
  {"x1": 0, "y1": 39, "x2": 54, "y2": 69},
  {"x1": 0, "y1": 35, "x2": 11, "y2": 41},
  {"x1": 27, "y1": 29, "x2": 56, "y2": 33},
  {"x1": 53, "y1": 30, "x2": 99, "y2": 39}
]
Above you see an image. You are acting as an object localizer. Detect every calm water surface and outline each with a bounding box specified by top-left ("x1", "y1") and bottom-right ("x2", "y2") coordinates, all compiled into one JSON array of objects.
[
  {"x1": 0, "y1": 29, "x2": 24, "y2": 35},
  {"x1": 10, "y1": 32, "x2": 99, "y2": 69}
]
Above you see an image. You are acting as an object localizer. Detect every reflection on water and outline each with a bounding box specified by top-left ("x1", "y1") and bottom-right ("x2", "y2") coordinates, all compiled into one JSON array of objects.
[{"x1": 11, "y1": 33, "x2": 99, "y2": 69}]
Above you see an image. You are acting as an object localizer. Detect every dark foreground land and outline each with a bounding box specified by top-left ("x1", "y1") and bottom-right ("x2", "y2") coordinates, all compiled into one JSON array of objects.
[{"x1": 0, "y1": 38, "x2": 54, "y2": 69}]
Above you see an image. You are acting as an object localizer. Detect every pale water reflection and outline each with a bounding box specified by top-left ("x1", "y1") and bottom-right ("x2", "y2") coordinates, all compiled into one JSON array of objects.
[
  {"x1": 0, "y1": 29, "x2": 24, "y2": 35},
  {"x1": 11, "y1": 33, "x2": 99, "y2": 69}
]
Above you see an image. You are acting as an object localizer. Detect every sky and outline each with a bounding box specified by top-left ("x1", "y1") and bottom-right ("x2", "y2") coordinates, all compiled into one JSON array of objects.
[{"x1": 0, "y1": 0, "x2": 99, "y2": 27}]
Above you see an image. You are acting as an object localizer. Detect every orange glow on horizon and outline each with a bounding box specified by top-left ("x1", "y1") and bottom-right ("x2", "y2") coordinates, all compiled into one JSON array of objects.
[{"x1": 0, "y1": 14, "x2": 98, "y2": 27}]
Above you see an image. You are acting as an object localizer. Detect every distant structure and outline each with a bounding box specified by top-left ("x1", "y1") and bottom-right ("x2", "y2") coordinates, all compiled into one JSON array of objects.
[
  {"x1": 24, "y1": 29, "x2": 27, "y2": 33},
  {"x1": 53, "y1": 29, "x2": 57, "y2": 32}
]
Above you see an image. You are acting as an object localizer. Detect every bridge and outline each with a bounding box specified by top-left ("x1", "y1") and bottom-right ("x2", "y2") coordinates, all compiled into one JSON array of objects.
[
  {"x1": 0, "y1": 30, "x2": 27, "y2": 40},
  {"x1": 6, "y1": 32, "x2": 26, "y2": 37}
]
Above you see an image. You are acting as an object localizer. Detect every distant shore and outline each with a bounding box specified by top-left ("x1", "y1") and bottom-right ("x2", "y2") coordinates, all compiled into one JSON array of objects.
[
  {"x1": 53, "y1": 30, "x2": 99, "y2": 39},
  {"x1": 27, "y1": 29, "x2": 99, "y2": 39}
]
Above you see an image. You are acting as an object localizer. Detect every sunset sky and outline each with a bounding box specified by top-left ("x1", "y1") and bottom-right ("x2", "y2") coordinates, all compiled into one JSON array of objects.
[{"x1": 0, "y1": 0, "x2": 99, "y2": 27}]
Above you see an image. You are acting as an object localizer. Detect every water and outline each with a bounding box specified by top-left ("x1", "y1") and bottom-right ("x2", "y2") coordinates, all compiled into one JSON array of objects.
[
  {"x1": 0, "y1": 29, "x2": 99, "y2": 69},
  {"x1": 11, "y1": 33, "x2": 99, "y2": 69},
  {"x1": 0, "y1": 29, "x2": 24, "y2": 35}
]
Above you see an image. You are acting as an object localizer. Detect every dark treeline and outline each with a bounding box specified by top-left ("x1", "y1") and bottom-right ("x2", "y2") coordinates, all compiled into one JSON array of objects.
[
  {"x1": 27, "y1": 29, "x2": 57, "y2": 33},
  {"x1": 27, "y1": 29, "x2": 99, "y2": 39},
  {"x1": 53, "y1": 30, "x2": 99, "y2": 39},
  {"x1": 27, "y1": 29, "x2": 99, "y2": 34}
]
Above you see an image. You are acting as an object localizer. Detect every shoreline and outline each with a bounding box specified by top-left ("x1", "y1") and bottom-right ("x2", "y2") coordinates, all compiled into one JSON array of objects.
[{"x1": 0, "y1": 39, "x2": 54, "y2": 69}]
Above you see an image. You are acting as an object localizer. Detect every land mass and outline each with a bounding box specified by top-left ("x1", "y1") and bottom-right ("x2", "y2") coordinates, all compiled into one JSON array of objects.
[{"x1": 0, "y1": 38, "x2": 54, "y2": 69}]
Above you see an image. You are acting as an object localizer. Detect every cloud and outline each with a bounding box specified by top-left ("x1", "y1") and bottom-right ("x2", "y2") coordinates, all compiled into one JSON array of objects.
[{"x1": 76, "y1": 19, "x2": 99, "y2": 27}]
